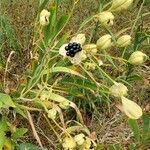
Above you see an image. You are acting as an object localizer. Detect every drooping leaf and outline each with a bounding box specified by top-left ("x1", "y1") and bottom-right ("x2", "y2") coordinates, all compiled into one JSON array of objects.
[
  {"x1": 14, "y1": 104, "x2": 27, "y2": 119},
  {"x1": 16, "y1": 143, "x2": 47, "y2": 150},
  {"x1": 0, "y1": 117, "x2": 7, "y2": 150},
  {"x1": 142, "y1": 114, "x2": 150, "y2": 143},
  {"x1": 44, "y1": 66, "x2": 85, "y2": 78},
  {"x1": 127, "y1": 73, "x2": 142, "y2": 82},
  {"x1": 128, "y1": 119, "x2": 141, "y2": 142},
  {"x1": 39, "y1": 0, "x2": 49, "y2": 12},
  {"x1": 12, "y1": 128, "x2": 28, "y2": 140},
  {"x1": 0, "y1": 93, "x2": 15, "y2": 107}
]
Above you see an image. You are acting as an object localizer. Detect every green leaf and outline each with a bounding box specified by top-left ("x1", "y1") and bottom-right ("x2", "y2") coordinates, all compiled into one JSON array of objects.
[
  {"x1": 62, "y1": 78, "x2": 97, "y2": 91},
  {"x1": 12, "y1": 128, "x2": 28, "y2": 140},
  {"x1": 14, "y1": 104, "x2": 27, "y2": 119},
  {"x1": 127, "y1": 73, "x2": 142, "y2": 82},
  {"x1": 95, "y1": 144, "x2": 104, "y2": 150},
  {"x1": 55, "y1": 32, "x2": 70, "y2": 48},
  {"x1": 109, "y1": 144, "x2": 123, "y2": 150},
  {"x1": 128, "y1": 119, "x2": 141, "y2": 142},
  {"x1": 78, "y1": 16, "x2": 93, "y2": 31},
  {"x1": 48, "y1": 92, "x2": 69, "y2": 103},
  {"x1": 55, "y1": 15, "x2": 69, "y2": 34},
  {"x1": 142, "y1": 114, "x2": 150, "y2": 143},
  {"x1": 44, "y1": 66, "x2": 85, "y2": 78},
  {"x1": 26, "y1": 61, "x2": 44, "y2": 90},
  {"x1": 0, "y1": 117, "x2": 7, "y2": 150},
  {"x1": 0, "y1": 93, "x2": 15, "y2": 107},
  {"x1": 44, "y1": 7, "x2": 57, "y2": 45},
  {"x1": 16, "y1": 143, "x2": 47, "y2": 150},
  {"x1": 39, "y1": 0, "x2": 49, "y2": 12}
]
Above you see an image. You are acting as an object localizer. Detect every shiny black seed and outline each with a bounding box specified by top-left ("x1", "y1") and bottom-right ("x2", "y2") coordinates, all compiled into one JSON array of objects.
[
  {"x1": 65, "y1": 46, "x2": 69, "y2": 51},
  {"x1": 68, "y1": 43, "x2": 73, "y2": 48},
  {"x1": 73, "y1": 45, "x2": 77, "y2": 49},
  {"x1": 5, "y1": 131, "x2": 12, "y2": 138},
  {"x1": 76, "y1": 45, "x2": 80, "y2": 49},
  {"x1": 74, "y1": 48, "x2": 80, "y2": 53},
  {"x1": 70, "y1": 53, "x2": 75, "y2": 57},
  {"x1": 69, "y1": 48, "x2": 75, "y2": 53},
  {"x1": 66, "y1": 51, "x2": 70, "y2": 56}
]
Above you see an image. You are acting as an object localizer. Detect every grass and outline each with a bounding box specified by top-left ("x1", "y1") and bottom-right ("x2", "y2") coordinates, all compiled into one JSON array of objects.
[{"x1": 0, "y1": 0, "x2": 150, "y2": 149}]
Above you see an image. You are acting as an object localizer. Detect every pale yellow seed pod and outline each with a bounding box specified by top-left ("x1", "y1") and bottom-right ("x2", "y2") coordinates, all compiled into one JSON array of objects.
[
  {"x1": 96, "y1": 34, "x2": 112, "y2": 50},
  {"x1": 62, "y1": 137, "x2": 76, "y2": 149},
  {"x1": 47, "y1": 108, "x2": 57, "y2": 120},
  {"x1": 128, "y1": 51, "x2": 147, "y2": 65},
  {"x1": 82, "y1": 137, "x2": 96, "y2": 150},
  {"x1": 70, "y1": 34, "x2": 86, "y2": 45},
  {"x1": 110, "y1": 82, "x2": 128, "y2": 98},
  {"x1": 121, "y1": 96, "x2": 143, "y2": 119},
  {"x1": 74, "y1": 133, "x2": 85, "y2": 145},
  {"x1": 97, "y1": 11, "x2": 114, "y2": 27},
  {"x1": 84, "y1": 62, "x2": 96, "y2": 71},
  {"x1": 40, "y1": 9, "x2": 50, "y2": 26},
  {"x1": 83, "y1": 44, "x2": 97, "y2": 55},
  {"x1": 116, "y1": 35, "x2": 131, "y2": 47},
  {"x1": 110, "y1": 0, "x2": 133, "y2": 12}
]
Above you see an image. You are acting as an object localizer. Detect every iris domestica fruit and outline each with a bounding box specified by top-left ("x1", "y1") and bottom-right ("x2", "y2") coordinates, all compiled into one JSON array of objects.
[
  {"x1": 59, "y1": 34, "x2": 87, "y2": 65},
  {"x1": 40, "y1": 9, "x2": 50, "y2": 26},
  {"x1": 121, "y1": 96, "x2": 142, "y2": 119},
  {"x1": 128, "y1": 51, "x2": 147, "y2": 65}
]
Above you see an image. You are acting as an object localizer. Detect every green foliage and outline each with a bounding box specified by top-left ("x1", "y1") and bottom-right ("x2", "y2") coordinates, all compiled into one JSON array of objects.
[
  {"x1": 0, "y1": 93, "x2": 15, "y2": 108},
  {"x1": 0, "y1": 15, "x2": 18, "y2": 49},
  {"x1": 16, "y1": 143, "x2": 47, "y2": 150}
]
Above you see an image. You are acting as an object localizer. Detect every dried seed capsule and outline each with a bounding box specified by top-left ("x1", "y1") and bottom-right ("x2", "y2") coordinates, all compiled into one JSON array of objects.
[
  {"x1": 128, "y1": 51, "x2": 147, "y2": 65},
  {"x1": 116, "y1": 35, "x2": 131, "y2": 47},
  {"x1": 96, "y1": 34, "x2": 112, "y2": 50},
  {"x1": 97, "y1": 11, "x2": 114, "y2": 27}
]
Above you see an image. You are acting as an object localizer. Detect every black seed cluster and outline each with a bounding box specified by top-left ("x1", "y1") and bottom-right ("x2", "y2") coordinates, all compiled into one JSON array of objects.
[{"x1": 65, "y1": 42, "x2": 82, "y2": 57}]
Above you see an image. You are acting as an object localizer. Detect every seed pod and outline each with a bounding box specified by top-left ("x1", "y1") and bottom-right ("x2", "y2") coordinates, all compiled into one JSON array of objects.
[
  {"x1": 116, "y1": 35, "x2": 131, "y2": 47},
  {"x1": 110, "y1": 0, "x2": 133, "y2": 12},
  {"x1": 128, "y1": 51, "x2": 147, "y2": 65},
  {"x1": 47, "y1": 108, "x2": 57, "y2": 120},
  {"x1": 97, "y1": 11, "x2": 114, "y2": 27},
  {"x1": 62, "y1": 137, "x2": 76, "y2": 149},
  {"x1": 84, "y1": 62, "x2": 96, "y2": 71},
  {"x1": 70, "y1": 34, "x2": 86, "y2": 45},
  {"x1": 74, "y1": 133, "x2": 85, "y2": 145},
  {"x1": 83, "y1": 44, "x2": 97, "y2": 55},
  {"x1": 110, "y1": 82, "x2": 128, "y2": 98},
  {"x1": 121, "y1": 96, "x2": 142, "y2": 119},
  {"x1": 96, "y1": 34, "x2": 112, "y2": 50},
  {"x1": 40, "y1": 9, "x2": 50, "y2": 26}
]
